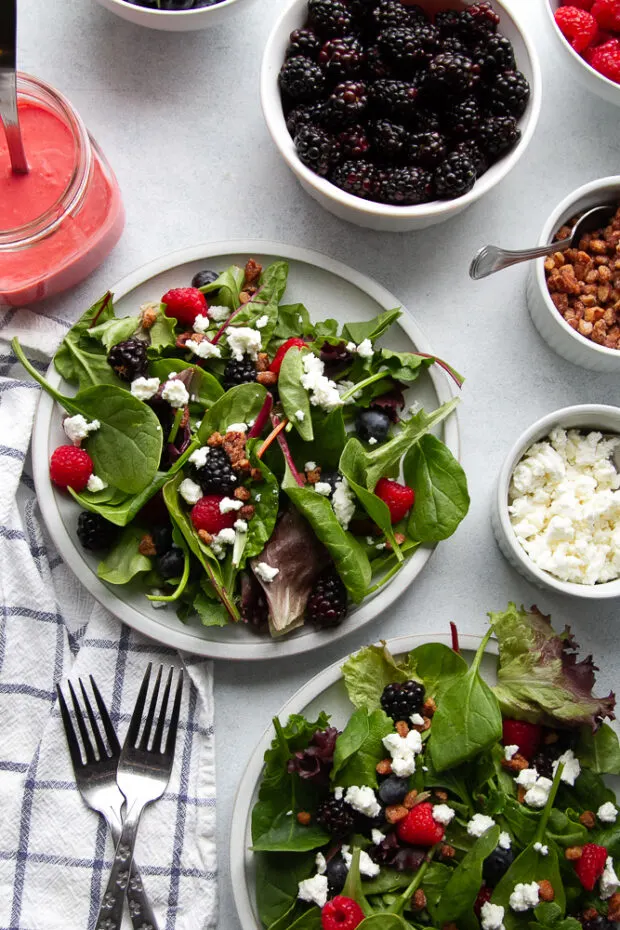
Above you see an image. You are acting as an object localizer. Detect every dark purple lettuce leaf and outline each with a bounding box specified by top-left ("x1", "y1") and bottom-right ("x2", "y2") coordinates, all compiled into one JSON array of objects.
[
  {"x1": 370, "y1": 385, "x2": 406, "y2": 422},
  {"x1": 239, "y1": 571, "x2": 269, "y2": 632},
  {"x1": 287, "y1": 726, "x2": 340, "y2": 785},
  {"x1": 320, "y1": 340, "x2": 354, "y2": 377}
]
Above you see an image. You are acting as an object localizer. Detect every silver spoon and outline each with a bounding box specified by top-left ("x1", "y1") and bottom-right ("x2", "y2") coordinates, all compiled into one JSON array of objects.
[
  {"x1": 469, "y1": 204, "x2": 616, "y2": 281},
  {"x1": 0, "y1": 0, "x2": 28, "y2": 174}
]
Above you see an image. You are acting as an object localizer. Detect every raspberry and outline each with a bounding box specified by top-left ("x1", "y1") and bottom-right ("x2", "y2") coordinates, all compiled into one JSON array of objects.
[
  {"x1": 565, "y1": 0, "x2": 594, "y2": 9},
  {"x1": 375, "y1": 477, "x2": 415, "y2": 522},
  {"x1": 306, "y1": 568, "x2": 348, "y2": 626},
  {"x1": 591, "y1": 0, "x2": 620, "y2": 31},
  {"x1": 397, "y1": 802, "x2": 445, "y2": 846},
  {"x1": 190, "y1": 496, "x2": 236, "y2": 535},
  {"x1": 474, "y1": 886, "x2": 493, "y2": 917},
  {"x1": 575, "y1": 843, "x2": 609, "y2": 891},
  {"x1": 295, "y1": 124, "x2": 339, "y2": 176},
  {"x1": 269, "y1": 337, "x2": 307, "y2": 374},
  {"x1": 161, "y1": 287, "x2": 207, "y2": 328},
  {"x1": 321, "y1": 896, "x2": 364, "y2": 930},
  {"x1": 50, "y1": 446, "x2": 93, "y2": 492},
  {"x1": 502, "y1": 719, "x2": 542, "y2": 759},
  {"x1": 555, "y1": 6, "x2": 599, "y2": 52},
  {"x1": 586, "y1": 37, "x2": 620, "y2": 81}
]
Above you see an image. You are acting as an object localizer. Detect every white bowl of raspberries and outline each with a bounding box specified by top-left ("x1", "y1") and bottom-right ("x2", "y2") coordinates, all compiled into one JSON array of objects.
[
  {"x1": 547, "y1": 0, "x2": 620, "y2": 106},
  {"x1": 261, "y1": 0, "x2": 541, "y2": 231}
]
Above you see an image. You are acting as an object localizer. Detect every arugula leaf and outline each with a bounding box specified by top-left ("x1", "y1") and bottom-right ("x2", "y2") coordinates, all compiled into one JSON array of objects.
[
  {"x1": 198, "y1": 382, "x2": 268, "y2": 442},
  {"x1": 430, "y1": 629, "x2": 502, "y2": 772},
  {"x1": 433, "y1": 826, "x2": 500, "y2": 927},
  {"x1": 254, "y1": 851, "x2": 315, "y2": 928},
  {"x1": 279, "y1": 348, "x2": 313, "y2": 441},
  {"x1": 577, "y1": 723, "x2": 620, "y2": 775},
  {"x1": 404, "y1": 434, "x2": 469, "y2": 543},
  {"x1": 340, "y1": 439, "x2": 404, "y2": 560},
  {"x1": 331, "y1": 707, "x2": 394, "y2": 789},
  {"x1": 53, "y1": 293, "x2": 123, "y2": 389},
  {"x1": 97, "y1": 526, "x2": 152, "y2": 584},
  {"x1": 342, "y1": 643, "x2": 419, "y2": 711},
  {"x1": 88, "y1": 315, "x2": 140, "y2": 351},
  {"x1": 342, "y1": 308, "x2": 401, "y2": 345}
]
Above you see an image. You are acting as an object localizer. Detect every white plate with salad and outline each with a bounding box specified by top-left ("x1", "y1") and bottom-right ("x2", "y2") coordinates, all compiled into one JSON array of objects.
[
  {"x1": 231, "y1": 603, "x2": 620, "y2": 929},
  {"x1": 26, "y1": 240, "x2": 466, "y2": 660}
]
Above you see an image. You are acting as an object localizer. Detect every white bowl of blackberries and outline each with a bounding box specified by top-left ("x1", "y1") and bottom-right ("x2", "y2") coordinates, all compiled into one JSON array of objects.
[
  {"x1": 261, "y1": 0, "x2": 541, "y2": 231},
  {"x1": 94, "y1": 0, "x2": 251, "y2": 31}
]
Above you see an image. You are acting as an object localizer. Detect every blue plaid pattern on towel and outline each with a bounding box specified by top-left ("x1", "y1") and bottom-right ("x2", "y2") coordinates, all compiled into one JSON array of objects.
[{"x1": 0, "y1": 310, "x2": 217, "y2": 930}]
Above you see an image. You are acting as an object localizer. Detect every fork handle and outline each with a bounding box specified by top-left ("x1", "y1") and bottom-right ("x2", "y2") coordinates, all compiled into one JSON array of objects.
[
  {"x1": 95, "y1": 802, "x2": 146, "y2": 930},
  {"x1": 469, "y1": 236, "x2": 572, "y2": 279},
  {"x1": 108, "y1": 816, "x2": 159, "y2": 930}
]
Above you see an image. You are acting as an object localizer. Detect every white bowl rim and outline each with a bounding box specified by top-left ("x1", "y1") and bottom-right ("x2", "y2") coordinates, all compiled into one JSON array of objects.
[
  {"x1": 534, "y1": 175, "x2": 620, "y2": 362},
  {"x1": 543, "y1": 0, "x2": 620, "y2": 94},
  {"x1": 230, "y1": 630, "x2": 498, "y2": 930},
  {"x1": 100, "y1": 0, "x2": 245, "y2": 16},
  {"x1": 260, "y1": 0, "x2": 542, "y2": 221},
  {"x1": 496, "y1": 403, "x2": 620, "y2": 599}
]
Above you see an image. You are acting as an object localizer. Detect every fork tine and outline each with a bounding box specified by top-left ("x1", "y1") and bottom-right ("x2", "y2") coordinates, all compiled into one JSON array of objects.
[
  {"x1": 165, "y1": 671, "x2": 184, "y2": 759},
  {"x1": 56, "y1": 684, "x2": 84, "y2": 770},
  {"x1": 138, "y1": 665, "x2": 163, "y2": 751},
  {"x1": 79, "y1": 679, "x2": 108, "y2": 760},
  {"x1": 89, "y1": 675, "x2": 121, "y2": 756},
  {"x1": 125, "y1": 663, "x2": 152, "y2": 748},
  {"x1": 68, "y1": 681, "x2": 96, "y2": 765},
  {"x1": 153, "y1": 668, "x2": 173, "y2": 754}
]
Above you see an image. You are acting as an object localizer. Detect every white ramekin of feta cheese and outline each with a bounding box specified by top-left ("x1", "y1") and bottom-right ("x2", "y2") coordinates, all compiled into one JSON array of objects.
[{"x1": 492, "y1": 405, "x2": 620, "y2": 598}]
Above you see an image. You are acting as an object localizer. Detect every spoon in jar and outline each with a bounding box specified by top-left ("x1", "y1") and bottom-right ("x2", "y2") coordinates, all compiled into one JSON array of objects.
[
  {"x1": 469, "y1": 204, "x2": 616, "y2": 280},
  {"x1": 0, "y1": 0, "x2": 28, "y2": 174}
]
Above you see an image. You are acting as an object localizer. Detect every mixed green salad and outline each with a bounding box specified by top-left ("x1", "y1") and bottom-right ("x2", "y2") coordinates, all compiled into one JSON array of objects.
[
  {"x1": 14, "y1": 259, "x2": 469, "y2": 637},
  {"x1": 251, "y1": 604, "x2": 619, "y2": 929}
]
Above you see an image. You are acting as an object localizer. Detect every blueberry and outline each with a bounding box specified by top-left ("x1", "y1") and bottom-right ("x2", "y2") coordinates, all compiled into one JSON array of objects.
[
  {"x1": 355, "y1": 409, "x2": 391, "y2": 443},
  {"x1": 378, "y1": 775, "x2": 409, "y2": 806},
  {"x1": 157, "y1": 547, "x2": 185, "y2": 580},
  {"x1": 191, "y1": 269, "x2": 219, "y2": 289},
  {"x1": 152, "y1": 525, "x2": 173, "y2": 556},
  {"x1": 482, "y1": 845, "x2": 514, "y2": 886},
  {"x1": 325, "y1": 856, "x2": 348, "y2": 895}
]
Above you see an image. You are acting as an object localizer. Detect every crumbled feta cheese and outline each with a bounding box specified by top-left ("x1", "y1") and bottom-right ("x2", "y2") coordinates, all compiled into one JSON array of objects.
[
  {"x1": 162, "y1": 379, "x2": 189, "y2": 408},
  {"x1": 368, "y1": 437, "x2": 378, "y2": 445},
  {"x1": 341, "y1": 845, "x2": 380, "y2": 878},
  {"x1": 130, "y1": 377, "x2": 160, "y2": 402},
  {"x1": 357, "y1": 338, "x2": 373, "y2": 358},
  {"x1": 553, "y1": 749, "x2": 581, "y2": 786},
  {"x1": 189, "y1": 446, "x2": 209, "y2": 468},
  {"x1": 509, "y1": 882, "x2": 540, "y2": 912},
  {"x1": 391, "y1": 755, "x2": 416, "y2": 777},
  {"x1": 227, "y1": 327, "x2": 262, "y2": 361},
  {"x1": 186, "y1": 339, "x2": 221, "y2": 360},
  {"x1": 600, "y1": 856, "x2": 619, "y2": 899},
  {"x1": 219, "y1": 497, "x2": 243, "y2": 514},
  {"x1": 298, "y1": 874, "x2": 328, "y2": 908},
  {"x1": 376, "y1": 542, "x2": 386, "y2": 550},
  {"x1": 193, "y1": 314, "x2": 210, "y2": 334},
  {"x1": 315, "y1": 482, "x2": 332, "y2": 497},
  {"x1": 227, "y1": 423, "x2": 247, "y2": 433},
  {"x1": 255, "y1": 314, "x2": 269, "y2": 329},
  {"x1": 371, "y1": 829, "x2": 384, "y2": 846},
  {"x1": 432, "y1": 804, "x2": 455, "y2": 825},
  {"x1": 254, "y1": 562, "x2": 279, "y2": 584},
  {"x1": 211, "y1": 528, "x2": 236, "y2": 559},
  {"x1": 86, "y1": 474, "x2": 108, "y2": 493},
  {"x1": 410, "y1": 713, "x2": 425, "y2": 726},
  {"x1": 295, "y1": 410, "x2": 305, "y2": 422},
  {"x1": 382, "y1": 730, "x2": 422, "y2": 777},
  {"x1": 598, "y1": 802, "x2": 619, "y2": 824},
  {"x1": 63, "y1": 414, "x2": 101, "y2": 444},
  {"x1": 149, "y1": 590, "x2": 168, "y2": 609},
  {"x1": 524, "y1": 777, "x2": 553, "y2": 809},
  {"x1": 533, "y1": 842, "x2": 549, "y2": 856},
  {"x1": 305, "y1": 462, "x2": 317, "y2": 472},
  {"x1": 207, "y1": 305, "x2": 231, "y2": 323},
  {"x1": 498, "y1": 832, "x2": 512, "y2": 850},
  {"x1": 332, "y1": 479, "x2": 356, "y2": 530},
  {"x1": 179, "y1": 479, "x2": 203, "y2": 505},
  {"x1": 345, "y1": 341, "x2": 356, "y2": 353},
  {"x1": 344, "y1": 786, "x2": 382, "y2": 819},
  {"x1": 334, "y1": 787, "x2": 344, "y2": 801},
  {"x1": 504, "y1": 744, "x2": 519, "y2": 760},
  {"x1": 408, "y1": 401, "x2": 422, "y2": 417},
  {"x1": 480, "y1": 902, "x2": 505, "y2": 930},
  {"x1": 315, "y1": 853, "x2": 327, "y2": 875},
  {"x1": 300, "y1": 353, "x2": 344, "y2": 412},
  {"x1": 255, "y1": 493, "x2": 261, "y2": 502},
  {"x1": 467, "y1": 814, "x2": 496, "y2": 838},
  {"x1": 234, "y1": 519, "x2": 248, "y2": 533},
  {"x1": 515, "y1": 768, "x2": 539, "y2": 788}
]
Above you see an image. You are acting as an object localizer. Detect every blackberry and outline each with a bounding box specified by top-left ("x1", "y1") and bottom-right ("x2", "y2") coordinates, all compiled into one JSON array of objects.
[
  {"x1": 443, "y1": 95, "x2": 481, "y2": 139},
  {"x1": 306, "y1": 568, "x2": 348, "y2": 626},
  {"x1": 307, "y1": 0, "x2": 353, "y2": 37},
  {"x1": 434, "y1": 10, "x2": 465, "y2": 39},
  {"x1": 286, "y1": 28, "x2": 321, "y2": 60},
  {"x1": 473, "y1": 34, "x2": 516, "y2": 77},
  {"x1": 356, "y1": 408, "x2": 391, "y2": 442},
  {"x1": 425, "y1": 52, "x2": 475, "y2": 97},
  {"x1": 441, "y1": 35, "x2": 468, "y2": 56},
  {"x1": 378, "y1": 165, "x2": 433, "y2": 205},
  {"x1": 369, "y1": 118, "x2": 409, "y2": 162},
  {"x1": 372, "y1": 0, "x2": 426, "y2": 33},
  {"x1": 452, "y1": 139, "x2": 488, "y2": 176},
  {"x1": 107, "y1": 338, "x2": 148, "y2": 382},
  {"x1": 407, "y1": 130, "x2": 447, "y2": 169},
  {"x1": 279, "y1": 56, "x2": 325, "y2": 102},
  {"x1": 365, "y1": 45, "x2": 392, "y2": 80},
  {"x1": 222, "y1": 355, "x2": 257, "y2": 390},
  {"x1": 380, "y1": 680, "x2": 425, "y2": 721},
  {"x1": 285, "y1": 102, "x2": 326, "y2": 137},
  {"x1": 477, "y1": 115, "x2": 520, "y2": 159},
  {"x1": 319, "y1": 36, "x2": 365, "y2": 82},
  {"x1": 482, "y1": 845, "x2": 515, "y2": 885},
  {"x1": 434, "y1": 151, "x2": 476, "y2": 199},
  {"x1": 191, "y1": 269, "x2": 219, "y2": 289},
  {"x1": 377, "y1": 775, "x2": 409, "y2": 806},
  {"x1": 189, "y1": 446, "x2": 237, "y2": 495},
  {"x1": 464, "y1": 2, "x2": 500, "y2": 42},
  {"x1": 337, "y1": 125, "x2": 371, "y2": 159},
  {"x1": 331, "y1": 159, "x2": 379, "y2": 199},
  {"x1": 369, "y1": 79, "x2": 420, "y2": 122},
  {"x1": 325, "y1": 856, "x2": 348, "y2": 896},
  {"x1": 378, "y1": 24, "x2": 440, "y2": 72},
  {"x1": 583, "y1": 917, "x2": 617, "y2": 930},
  {"x1": 486, "y1": 70, "x2": 530, "y2": 118},
  {"x1": 152, "y1": 524, "x2": 173, "y2": 555},
  {"x1": 409, "y1": 108, "x2": 441, "y2": 134},
  {"x1": 316, "y1": 794, "x2": 356, "y2": 837},
  {"x1": 76, "y1": 511, "x2": 118, "y2": 552},
  {"x1": 295, "y1": 125, "x2": 338, "y2": 176},
  {"x1": 323, "y1": 81, "x2": 368, "y2": 129},
  {"x1": 157, "y1": 547, "x2": 185, "y2": 580}
]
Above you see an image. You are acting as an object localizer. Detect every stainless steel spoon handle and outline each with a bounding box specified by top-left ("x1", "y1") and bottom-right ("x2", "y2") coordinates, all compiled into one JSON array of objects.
[
  {"x1": 469, "y1": 236, "x2": 572, "y2": 280},
  {"x1": 0, "y1": 1, "x2": 28, "y2": 174}
]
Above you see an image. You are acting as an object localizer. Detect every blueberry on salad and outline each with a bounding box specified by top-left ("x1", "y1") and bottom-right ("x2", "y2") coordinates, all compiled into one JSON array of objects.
[
  {"x1": 251, "y1": 604, "x2": 619, "y2": 929},
  {"x1": 13, "y1": 258, "x2": 469, "y2": 638}
]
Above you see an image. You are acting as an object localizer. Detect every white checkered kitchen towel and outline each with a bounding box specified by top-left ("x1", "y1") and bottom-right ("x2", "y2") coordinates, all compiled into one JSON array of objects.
[{"x1": 0, "y1": 308, "x2": 217, "y2": 930}]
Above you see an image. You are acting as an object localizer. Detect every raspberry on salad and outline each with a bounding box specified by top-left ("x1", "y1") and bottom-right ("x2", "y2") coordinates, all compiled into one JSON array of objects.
[
  {"x1": 502, "y1": 719, "x2": 542, "y2": 760},
  {"x1": 162, "y1": 287, "x2": 207, "y2": 328},
  {"x1": 586, "y1": 37, "x2": 620, "y2": 81},
  {"x1": 575, "y1": 843, "x2": 609, "y2": 891},
  {"x1": 269, "y1": 337, "x2": 307, "y2": 374},
  {"x1": 591, "y1": 0, "x2": 620, "y2": 31},
  {"x1": 321, "y1": 896, "x2": 365, "y2": 930},
  {"x1": 374, "y1": 477, "x2": 415, "y2": 523},
  {"x1": 554, "y1": 6, "x2": 599, "y2": 52},
  {"x1": 50, "y1": 445, "x2": 93, "y2": 492},
  {"x1": 397, "y1": 801, "x2": 445, "y2": 846},
  {"x1": 190, "y1": 496, "x2": 236, "y2": 536}
]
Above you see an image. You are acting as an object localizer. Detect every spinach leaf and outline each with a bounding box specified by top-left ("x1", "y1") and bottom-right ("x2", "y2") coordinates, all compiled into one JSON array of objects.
[
  {"x1": 286, "y1": 909, "x2": 323, "y2": 930},
  {"x1": 577, "y1": 723, "x2": 620, "y2": 775},
  {"x1": 357, "y1": 917, "x2": 408, "y2": 930},
  {"x1": 314, "y1": 319, "x2": 339, "y2": 340},
  {"x1": 501, "y1": 797, "x2": 539, "y2": 847},
  {"x1": 282, "y1": 464, "x2": 372, "y2": 603},
  {"x1": 97, "y1": 526, "x2": 152, "y2": 584},
  {"x1": 288, "y1": 408, "x2": 347, "y2": 473},
  {"x1": 404, "y1": 434, "x2": 470, "y2": 543},
  {"x1": 406, "y1": 643, "x2": 468, "y2": 698},
  {"x1": 147, "y1": 311, "x2": 177, "y2": 351},
  {"x1": 331, "y1": 707, "x2": 394, "y2": 789},
  {"x1": 274, "y1": 303, "x2": 314, "y2": 340},
  {"x1": 362, "y1": 869, "x2": 414, "y2": 895},
  {"x1": 200, "y1": 264, "x2": 245, "y2": 310},
  {"x1": 430, "y1": 629, "x2": 502, "y2": 772},
  {"x1": 342, "y1": 308, "x2": 401, "y2": 345},
  {"x1": 149, "y1": 358, "x2": 224, "y2": 407},
  {"x1": 557, "y1": 766, "x2": 615, "y2": 813},
  {"x1": 528, "y1": 902, "x2": 582, "y2": 930},
  {"x1": 88, "y1": 315, "x2": 140, "y2": 351},
  {"x1": 279, "y1": 348, "x2": 313, "y2": 441},
  {"x1": 244, "y1": 441, "x2": 280, "y2": 564},
  {"x1": 53, "y1": 293, "x2": 123, "y2": 389},
  {"x1": 433, "y1": 826, "x2": 500, "y2": 927},
  {"x1": 420, "y1": 861, "x2": 452, "y2": 912},
  {"x1": 492, "y1": 845, "x2": 565, "y2": 929},
  {"x1": 251, "y1": 808, "x2": 331, "y2": 853},
  {"x1": 230, "y1": 261, "x2": 289, "y2": 345},
  {"x1": 340, "y1": 439, "x2": 404, "y2": 559},
  {"x1": 546, "y1": 809, "x2": 588, "y2": 849},
  {"x1": 254, "y1": 851, "x2": 315, "y2": 928},
  {"x1": 342, "y1": 643, "x2": 419, "y2": 711},
  {"x1": 198, "y1": 382, "x2": 268, "y2": 441},
  {"x1": 376, "y1": 348, "x2": 434, "y2": 383}
]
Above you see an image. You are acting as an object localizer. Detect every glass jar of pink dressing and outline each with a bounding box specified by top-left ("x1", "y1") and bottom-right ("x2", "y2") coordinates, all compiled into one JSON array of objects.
[{"x1": 0, "y1": 74, "x2": 124, "y2": 307}]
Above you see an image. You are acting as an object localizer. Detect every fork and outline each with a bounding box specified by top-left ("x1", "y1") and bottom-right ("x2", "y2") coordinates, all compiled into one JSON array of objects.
[
  {"x1": 56, "y1": 677, "x2": 159, "y2": 930},
  {"x1": 94, "y1": 664, "x2": 183, "y2": 930}
]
